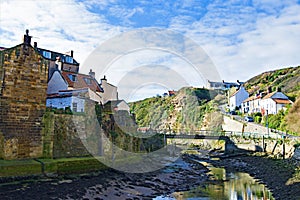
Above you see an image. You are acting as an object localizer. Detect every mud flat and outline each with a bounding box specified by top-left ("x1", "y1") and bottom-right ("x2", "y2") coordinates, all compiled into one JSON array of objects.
[{"x1": 0, "y1": 155, "x2": 209, "y2": 200}]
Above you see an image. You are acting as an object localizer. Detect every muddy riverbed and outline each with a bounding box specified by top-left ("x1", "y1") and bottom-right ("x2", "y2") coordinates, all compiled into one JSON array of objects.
[{"x1": 0, "y1": 153, "x2": 299, "y2": 200}]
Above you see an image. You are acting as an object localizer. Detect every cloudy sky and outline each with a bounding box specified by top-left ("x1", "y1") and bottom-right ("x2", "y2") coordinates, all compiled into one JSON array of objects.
[{"x1": 1, "y1": 0, "x2": 300, "y2": 100}]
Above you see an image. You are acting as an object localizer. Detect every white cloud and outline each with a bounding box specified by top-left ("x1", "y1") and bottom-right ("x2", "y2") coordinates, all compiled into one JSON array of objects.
[
  {"x1": 0, "y1": 0, "x2": 125, "y2": 66},
  {"x1": 1, "y1": 0, "x2": 299, "y2": 97},
  {"x1": 169, "y1": 1, "x2": 300, "y2": 82},
  {"x1": 220, "y1": 4, "x2": 300, "y2": 81}
]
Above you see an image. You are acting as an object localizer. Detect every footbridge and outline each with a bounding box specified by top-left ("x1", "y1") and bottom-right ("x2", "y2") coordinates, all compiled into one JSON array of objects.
[{"x1": 163, "y1": 133, "x2": 237, "y2": 154}]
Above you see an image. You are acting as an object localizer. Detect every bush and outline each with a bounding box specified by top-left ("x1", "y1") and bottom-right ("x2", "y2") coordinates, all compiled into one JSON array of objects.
[{"x1": 255, "y1": 116, "x2": 262, "y2": 123}]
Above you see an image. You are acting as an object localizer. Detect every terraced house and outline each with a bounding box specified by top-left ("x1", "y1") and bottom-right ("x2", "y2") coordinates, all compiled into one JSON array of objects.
[{"x1": 242, "y1": 88, "x2": 293, "y2": 115}]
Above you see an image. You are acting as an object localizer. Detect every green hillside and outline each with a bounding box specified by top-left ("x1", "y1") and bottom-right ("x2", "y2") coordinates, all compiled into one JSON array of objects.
[
  {"x1": 244, "y1": 65, "x2": 300, "y2": 100},
  {"x1": 130, "y1": 87, "x2": 220, "y2": 132}
]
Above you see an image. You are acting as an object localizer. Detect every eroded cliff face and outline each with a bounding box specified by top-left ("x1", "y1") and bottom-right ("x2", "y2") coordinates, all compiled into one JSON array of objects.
[{"x1": 0, "y1": 44, "x2": 48, "y2": 159}]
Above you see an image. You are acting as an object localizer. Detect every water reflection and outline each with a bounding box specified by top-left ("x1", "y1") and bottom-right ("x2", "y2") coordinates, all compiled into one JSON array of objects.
[{"x1": 155, "y1": 165, "x2": 274, "y2": 200}]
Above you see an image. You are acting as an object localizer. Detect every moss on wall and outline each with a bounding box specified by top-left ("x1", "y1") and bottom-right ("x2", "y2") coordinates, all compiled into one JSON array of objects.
[
  {"x1": 0, "y1": 132, "x2": 4, "y2": 159},
  {"x1": 42, "y1": 112, "x2": 55, "y2": 158}
]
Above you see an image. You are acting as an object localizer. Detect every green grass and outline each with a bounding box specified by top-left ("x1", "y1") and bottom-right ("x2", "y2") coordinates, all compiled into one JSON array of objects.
[
  {"x1": 0, "y1": 159, "x2": 41, "y2": 177},
  {"x1": 0, "y1": 155, "x2": 146, "y2": 178},
  {"x1": 0, "y1": 157, "x2": 109, "y2": 177}
]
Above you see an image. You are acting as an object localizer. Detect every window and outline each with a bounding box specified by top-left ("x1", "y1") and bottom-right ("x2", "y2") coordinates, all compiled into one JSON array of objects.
[
  {"x1": 42, "y1": 51, "x2": 51, "y2": 59},
  {"x1": 65, "y1": 56, "x2": 73, "y2": 63},
  {"x1": 84, "y1": 78, "x2": 92, "y2": 85},
  {"x1": 68, "y1": 74, "x2": 77, "y2": 82},
  {"x1": 72, "y1": 102, "x2": 77, "y2": 112}
]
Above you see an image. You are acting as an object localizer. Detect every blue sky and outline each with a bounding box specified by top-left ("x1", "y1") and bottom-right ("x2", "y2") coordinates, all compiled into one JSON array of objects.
[{"x1": 1, "y1": 0, "x2": 300, "y2": 100}]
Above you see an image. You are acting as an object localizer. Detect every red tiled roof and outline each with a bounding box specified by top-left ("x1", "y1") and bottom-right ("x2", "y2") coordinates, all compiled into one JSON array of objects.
[
  {"x1": 273, "y1": 98, "x2": 292, "y2": 104},
  {"x1": 243, "y1": 95, "x2": 261, "y2": 102},
  {"x1": 61, "y1": 71, "x2": 103, "y2": 93}
]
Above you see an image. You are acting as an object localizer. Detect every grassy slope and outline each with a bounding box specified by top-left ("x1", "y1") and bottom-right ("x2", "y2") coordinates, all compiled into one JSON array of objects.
[
  {"x1": 244, "y1": 65, "x2": 300, "y2": 100},
  {"x1": 130, "y1": 87, "x2": 220, "y2": 132}
]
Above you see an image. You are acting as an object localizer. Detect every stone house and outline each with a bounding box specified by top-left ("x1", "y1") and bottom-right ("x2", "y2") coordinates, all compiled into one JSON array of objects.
[
  {"x1": 0, "y1": 30, "x2": 130, "y2": 159},
  {"x1": 0, "y1": 30, "x2": 49, "y2": 159}
]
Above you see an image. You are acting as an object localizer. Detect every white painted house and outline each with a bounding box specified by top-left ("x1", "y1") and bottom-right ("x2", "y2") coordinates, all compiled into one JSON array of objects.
[
  {"x1": 242, "y1": 95, "x2": 262, "y2": 114},
  {"x1": 260, "y1": 91, "x2": 293, "y2": 115},
  {"x1": 100, "y1": 76, "x2": 118, "y2": 104},
  {"x1": 229, "y1": 86, "x2": 249, "y2": 111},
  {"x1": 46, "y1": 88, "x2": 102, "y2": 112},
  {"x1": 46, "y1": 91, "x2": 85, "y2": 112}
]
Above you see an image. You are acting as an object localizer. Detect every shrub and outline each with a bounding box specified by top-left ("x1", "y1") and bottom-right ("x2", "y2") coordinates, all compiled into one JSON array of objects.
[{"x1": 255, "y1": 116, "x2": 262, "y2": 123}]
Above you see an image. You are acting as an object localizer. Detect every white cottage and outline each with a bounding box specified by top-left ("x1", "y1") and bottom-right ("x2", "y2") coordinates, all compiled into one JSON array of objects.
[
  {"x1": 100, "y1": 76, "x2": 118, "y2": 104},
  {"x1": 260, "y1": 91, "x2": 293, "y2": 115},
  {"x1": 46, "y1": 88, "x2": 102, "y2": 112},
  {"x1": 229, "y1": 87, "x2": 249, "y2": 111},
  {"x1": 242, "y1": 95, "x2": 262, "y2": 114}
]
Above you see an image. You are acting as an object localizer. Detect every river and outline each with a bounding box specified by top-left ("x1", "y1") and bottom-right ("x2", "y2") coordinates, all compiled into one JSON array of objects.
[
  {"x1": 0, "y1": 154, "x2": 275, "y2": 200},
  {"x1": 155, "y1": 161, "x2": 274, "y2": 200}
]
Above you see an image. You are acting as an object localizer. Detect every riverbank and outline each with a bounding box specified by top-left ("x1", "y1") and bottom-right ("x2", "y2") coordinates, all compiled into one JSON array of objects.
[
  {"x1": 0, "y1": 154, "x2": 210, "y2": 199},
  {"x1": 209, "y1": 153, "x2": 300, "y2": 200},
  {"x1": 1, "y1": 153, "x2": 299, "y2": 199}
]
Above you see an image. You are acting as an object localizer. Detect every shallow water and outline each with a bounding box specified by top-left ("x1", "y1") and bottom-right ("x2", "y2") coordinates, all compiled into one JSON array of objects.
[{"x1": 154, "y1": 162, "x2": 274, "y2": 200}]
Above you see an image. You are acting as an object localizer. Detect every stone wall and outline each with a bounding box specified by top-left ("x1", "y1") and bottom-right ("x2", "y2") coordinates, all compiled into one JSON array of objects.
[
  {"x1": 0, "y1": 44, "x2": 48, "y2": 159},
  {"x1": 42, "y1": 101, "x2": 103, "y2": 159},
  {"x1": 230, "y1": 136, "x2": 296, "y2": 158}
]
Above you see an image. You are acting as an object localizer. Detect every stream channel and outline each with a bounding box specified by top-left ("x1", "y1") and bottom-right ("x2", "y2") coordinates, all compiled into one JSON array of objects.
[{"x1": 154, "y1": 159, "x2": 274, "y2": 200}]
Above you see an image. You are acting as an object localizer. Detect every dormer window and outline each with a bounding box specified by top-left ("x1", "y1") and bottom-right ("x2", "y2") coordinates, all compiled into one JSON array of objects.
[
  {"x1": 65, "y1": 55, "x2": 73, "y2": 64},
  {"x1": 68, "y1": 74, "x2": 77, "y2": 82},
  {"x1": 42, "y1": 51, "x2": 51, "y2": 59}
]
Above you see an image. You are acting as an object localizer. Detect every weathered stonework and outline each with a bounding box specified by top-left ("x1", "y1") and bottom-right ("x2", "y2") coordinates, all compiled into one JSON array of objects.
[
  {"x1": 41, "y1": 101, "x2": 103, "y2": 159},
  {"x1": 0, "y1": 44, "x2": 48, "y2": 159}
]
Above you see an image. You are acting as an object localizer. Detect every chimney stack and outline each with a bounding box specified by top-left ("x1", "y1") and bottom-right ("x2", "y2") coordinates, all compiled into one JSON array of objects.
[
  {"x1": 100, "y1": 75, "x2": 107, "y2": 84},
  {"x1": 34, "y1": 42, "x2": 37, "y2": 48},
  {"x1": 70, "y1": 50, "x2": 74, "y2": 58},
  {"x1": 89, "y1": 69, "x2": 95, "y2": 78},
  {"x1": 267, "y1": 86, "x2": 272, "y2": 94},
  {"x1": 23, "y1": 29, "x2": 32, "y2": 45},
  {"x1": 277, "y1": 87, "x2": 281, "y2": 92},
  {"x1": 55, "y1": 56, "x2": 62, "y2": 71}
]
